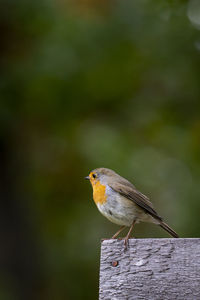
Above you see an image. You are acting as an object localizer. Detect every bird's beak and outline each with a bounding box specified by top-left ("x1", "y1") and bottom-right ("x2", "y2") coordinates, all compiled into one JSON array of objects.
[{"x1": 85, "y1": 176, "x2": 90, "y2": 180}]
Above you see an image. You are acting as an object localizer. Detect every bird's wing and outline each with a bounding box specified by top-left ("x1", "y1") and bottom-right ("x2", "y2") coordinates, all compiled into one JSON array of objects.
[{"x1": 109, "y1": 182, "x2": 163, "y2": 222}]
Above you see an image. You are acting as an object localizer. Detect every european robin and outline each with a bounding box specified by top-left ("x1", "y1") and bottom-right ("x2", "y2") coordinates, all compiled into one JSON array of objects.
[{"x1": 85, "y1": 168, "x2": 178, "y2": 248}]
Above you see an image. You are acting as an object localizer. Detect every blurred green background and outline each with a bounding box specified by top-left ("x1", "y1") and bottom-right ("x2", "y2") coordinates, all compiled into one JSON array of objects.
[{"x1": 1, "y1": 0, "x2": 200, "y2": 299}]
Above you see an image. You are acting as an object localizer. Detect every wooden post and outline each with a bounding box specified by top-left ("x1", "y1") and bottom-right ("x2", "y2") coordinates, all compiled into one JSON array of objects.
[{"x1": 99, "y1": 238, "x2": 200, "y2": 299}]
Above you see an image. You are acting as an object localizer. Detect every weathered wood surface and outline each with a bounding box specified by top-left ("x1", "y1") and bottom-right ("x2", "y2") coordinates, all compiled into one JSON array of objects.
[{"x1": 99, "y1": 238, "x2": 200, "y2": 300}]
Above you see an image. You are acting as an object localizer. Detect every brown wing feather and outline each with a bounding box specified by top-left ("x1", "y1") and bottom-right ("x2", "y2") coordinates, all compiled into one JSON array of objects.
[{"x1": 109, "y1": 183, "x2": 163, "y2": 222}]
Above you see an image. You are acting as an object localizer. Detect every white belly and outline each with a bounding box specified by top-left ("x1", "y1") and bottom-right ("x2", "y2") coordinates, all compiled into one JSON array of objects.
[{"x1": 96, "y1": 186, "x2": 148, "y2": 226}]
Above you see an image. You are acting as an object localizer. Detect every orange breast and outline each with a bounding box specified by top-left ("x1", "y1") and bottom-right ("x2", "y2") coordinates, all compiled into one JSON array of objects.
[{"x1": 92, "y1": 181, "x2": 107, "y2": 205}]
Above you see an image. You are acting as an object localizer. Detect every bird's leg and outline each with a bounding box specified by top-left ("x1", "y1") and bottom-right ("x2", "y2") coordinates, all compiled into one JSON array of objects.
[
  {"x1": 111, "y1": 226, "x2": 126, "y2": 239},
  {"x1": 124, "y1": 220, "x2": 136, "y2": 249}
]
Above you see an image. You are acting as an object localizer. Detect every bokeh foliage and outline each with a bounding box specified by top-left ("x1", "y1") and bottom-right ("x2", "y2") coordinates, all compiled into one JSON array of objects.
[{"x1": 1, "y1": 0, "x2": 200, "y2": 299}]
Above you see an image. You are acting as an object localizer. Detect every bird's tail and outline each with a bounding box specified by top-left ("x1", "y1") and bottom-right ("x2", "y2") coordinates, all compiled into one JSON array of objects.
[{"x1": 159, "y1": 221, "x2": 179, "y2": 238}]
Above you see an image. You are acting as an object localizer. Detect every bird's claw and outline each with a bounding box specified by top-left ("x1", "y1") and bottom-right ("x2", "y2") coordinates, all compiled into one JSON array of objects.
[{"x1": 124, "y1": 238, "x2": 129, "y2": 251}]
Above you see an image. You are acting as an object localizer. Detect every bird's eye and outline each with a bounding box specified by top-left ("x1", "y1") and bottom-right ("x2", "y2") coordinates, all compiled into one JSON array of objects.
[{"x1": 92, "y1": 173, "x2": 96, "y2": 179}]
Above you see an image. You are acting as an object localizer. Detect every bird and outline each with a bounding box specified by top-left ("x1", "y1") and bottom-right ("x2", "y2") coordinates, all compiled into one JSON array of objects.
[{"x1": 85, "y1": 167, "x2": 179, "y2": 248}]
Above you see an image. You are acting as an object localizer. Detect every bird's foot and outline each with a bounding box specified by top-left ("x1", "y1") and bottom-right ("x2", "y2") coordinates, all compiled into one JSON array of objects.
[
  {"x1": 123, "y1": 237, "x2": 135, "y2": 251},
  {"x1": 124, "y1": 238, "x2": 129, "y2": 251}
]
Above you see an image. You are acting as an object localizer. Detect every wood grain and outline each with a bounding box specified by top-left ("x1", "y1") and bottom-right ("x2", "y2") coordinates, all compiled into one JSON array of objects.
[{"x1": 99, "y1": 238, "x2": 200, "y2": 299}]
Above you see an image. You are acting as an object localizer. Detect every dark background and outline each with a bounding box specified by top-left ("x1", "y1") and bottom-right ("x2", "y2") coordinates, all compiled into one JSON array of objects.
[{"x1": 1, "y1": 0, "x2": 200, "y2": 299}]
